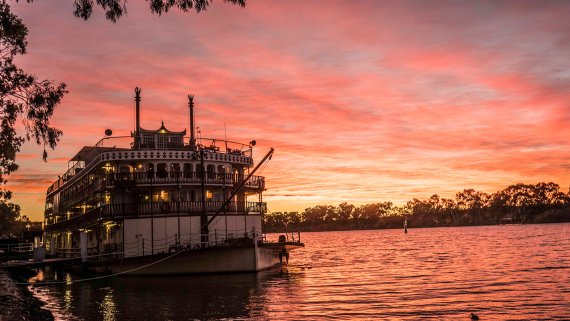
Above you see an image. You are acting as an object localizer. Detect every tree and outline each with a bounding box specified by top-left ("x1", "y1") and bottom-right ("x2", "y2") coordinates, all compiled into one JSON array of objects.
[
  {"x1": 0, "y1": 200, "x2": 20, "y2": 236},
  {"x1": 1, "y1": 0, "x2": 66, "y2": 201},
  {"x1": 534, "y1": 182, "x2": 567, "y2": 207},
  {"x1": 498, "y1": 183, "x2": 536, "y2": 222},
  {"x1": 406, "y1": 198, "x2": 431, "y2": 225},
  {"x1": 303, "y1": 205, "x2": 335, "y2": 230},
  {"x1": 455, "y1": 188, "x2": 490, "y2": 224},
  {"x1": 336, "y1": 202, "x2": 354, "y2": 226},
  {"x1": 441, "y1": 197, "x2": 456, "y2": 224}
]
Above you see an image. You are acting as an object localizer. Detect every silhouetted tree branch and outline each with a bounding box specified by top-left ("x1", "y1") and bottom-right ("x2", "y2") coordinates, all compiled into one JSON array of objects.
[
  {"x1": 73, "y1": 0, "x2": 246, "y2": 22},
  {"x1": 1, "y1": 0, "x2": 66, "y2": 201}
]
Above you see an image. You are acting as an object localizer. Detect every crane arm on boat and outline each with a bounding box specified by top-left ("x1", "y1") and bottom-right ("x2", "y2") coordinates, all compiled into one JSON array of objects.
[{"x1": 204, "y1": 147, "x2": 274, "y2": 228}]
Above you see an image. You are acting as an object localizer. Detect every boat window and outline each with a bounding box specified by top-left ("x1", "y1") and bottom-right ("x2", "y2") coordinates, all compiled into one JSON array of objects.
[
  {"x1": 152, "y1": 190, "x2": 169, "y2": 202},
  {"x1": 146, "y1": 163, "x2": 155, "y2": 179},
  {"x1": 102, "y1": 163, "x2": 114, "y2": 174},
  {"x1": 167, "y1": 136, "x2": 183, "y2": 148},
  {"x1": 217, "y1": 165, "x2": 227, "y2": 179},
  {"x1": 183, "y1": 163, "x2": 193, "y2": 178},
  {"x1": 142, "y1": 133, "x2": 155, "y2": 148},
  {"x1": 157, "y1": 163, "x2": 167, "y2": 178},
  {"x1": 119, "y1": 166, "x2": 130, "y2": 173},
  {"x1": 207, "y1": 164, "x2": 215, "y2": 179},
  {"x1": 196, "y1": 164, "x2": 203, "y2": 179},
  {"x1": 171, "y1": 163, "x2": 181, "y2": 178},
  {"x1": 158, "y1": 135, "x2": 168, "y2": 149},
  {"x1": 103, "y1": 192, "x2": 111, "y2": 204}
]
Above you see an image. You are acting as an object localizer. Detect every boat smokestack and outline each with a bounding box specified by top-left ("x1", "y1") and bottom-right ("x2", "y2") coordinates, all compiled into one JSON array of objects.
[
  {"x1": 135, "y1": 87, "x2": 141, "y2": 147},
  {"x1": 188, "y1": 94, "x2": 195, "y2": 147}
]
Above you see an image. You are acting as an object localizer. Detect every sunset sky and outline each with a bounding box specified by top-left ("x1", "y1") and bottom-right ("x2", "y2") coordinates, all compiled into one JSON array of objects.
[{"x1": 7, "y1": 1, "x2": 570, "y2": 221}]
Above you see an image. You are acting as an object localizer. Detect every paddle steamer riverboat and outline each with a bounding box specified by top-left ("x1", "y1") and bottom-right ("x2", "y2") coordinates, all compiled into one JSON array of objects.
[{"x1": 42, "y1": 88, "x2": 302, "y2": 274}]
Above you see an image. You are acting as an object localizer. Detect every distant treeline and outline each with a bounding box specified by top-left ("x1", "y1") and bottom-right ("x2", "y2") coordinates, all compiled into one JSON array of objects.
[{"x1": 263, "y1": 182, "x2": 570, "y2": 232}]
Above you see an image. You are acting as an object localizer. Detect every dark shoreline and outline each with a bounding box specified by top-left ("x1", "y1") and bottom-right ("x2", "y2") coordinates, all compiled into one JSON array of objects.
[
  {"x1": 0, "y1": 268, "x2": 54, "y2": 321},
  {"x1": 264, "y1": 220, "x2": 570, "y2": 233}
]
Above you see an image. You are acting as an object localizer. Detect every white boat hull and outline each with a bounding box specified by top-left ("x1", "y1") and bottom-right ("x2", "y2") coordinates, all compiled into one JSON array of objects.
[{"x1": 96, "y1": 245, "x2": 281, "y2": 275}]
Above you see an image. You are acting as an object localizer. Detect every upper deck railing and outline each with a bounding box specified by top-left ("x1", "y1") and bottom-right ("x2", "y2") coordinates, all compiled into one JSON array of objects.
[
  {"x1": 108, "y1": 172, "x2": 265, "y2": 189},
  {"x1": 89, "y1": 135, "x2": 252, "y2": 156},
  {"x1": 53, "y1": 172, "x2": 265, "y2": 211},
  {"x1": 47, "y1": 136, "x2": 255, "y2": 196},
  {"x1": 44, "y1": 201, "x2": 266, "y2": 231}
]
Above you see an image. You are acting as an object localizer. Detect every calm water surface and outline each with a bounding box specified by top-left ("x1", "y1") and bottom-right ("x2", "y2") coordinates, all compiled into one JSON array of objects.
[{"x1": 30, "y1": 224, "x2": 570, "y2": 320}]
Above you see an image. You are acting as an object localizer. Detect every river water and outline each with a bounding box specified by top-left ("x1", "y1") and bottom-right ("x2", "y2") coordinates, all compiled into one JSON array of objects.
[{"x1": 29, "y1": 224, "x2": 570, "y2": 320}]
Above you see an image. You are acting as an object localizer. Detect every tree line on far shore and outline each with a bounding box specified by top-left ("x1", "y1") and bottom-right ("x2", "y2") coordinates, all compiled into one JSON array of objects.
[{"x1": 262, "y1": 182, "x2": 570, "y2": 232}]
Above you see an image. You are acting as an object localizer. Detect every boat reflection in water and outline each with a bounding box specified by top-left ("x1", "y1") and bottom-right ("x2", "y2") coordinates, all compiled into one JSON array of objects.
[{"x1": 31, "y1": 265, "x2": 298, "y2": 320}]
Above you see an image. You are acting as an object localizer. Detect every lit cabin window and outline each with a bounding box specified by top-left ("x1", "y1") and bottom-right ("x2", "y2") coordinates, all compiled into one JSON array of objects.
[
  {"x1": 103, "y1": 192, "x2": 111, "y2": 204},
  {"x1": 206, "y1": 190, "x2": 213, "y2": 200},
  {"x1": 103, "y1": 163, "x2": 114, "y2": 173}
]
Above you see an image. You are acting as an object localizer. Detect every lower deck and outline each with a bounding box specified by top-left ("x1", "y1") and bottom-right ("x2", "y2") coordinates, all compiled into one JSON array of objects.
[{"x1": 45, "y1": 214, "x2": 264, "y2": 260}]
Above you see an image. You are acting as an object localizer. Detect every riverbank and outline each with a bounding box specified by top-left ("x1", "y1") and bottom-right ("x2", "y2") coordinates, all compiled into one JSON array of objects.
[
  {"x1": 264, "y1": 215, "x2": 570, "y2": 233},
  {"x1": 0, "y1": 268, "x2": 53, "y2": 321}
]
